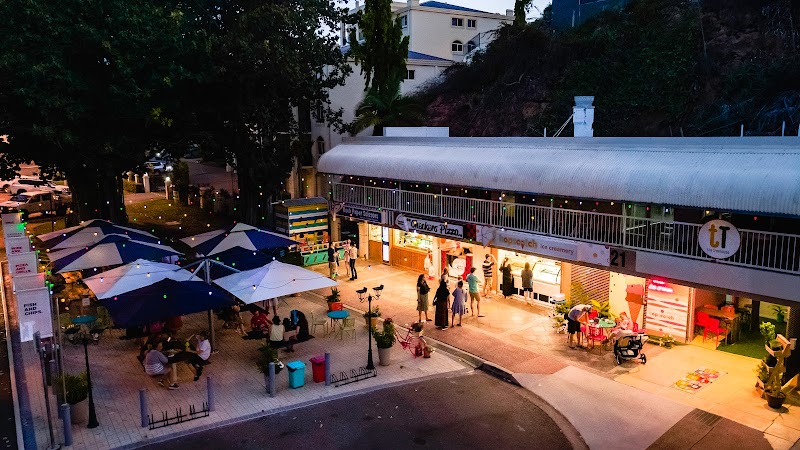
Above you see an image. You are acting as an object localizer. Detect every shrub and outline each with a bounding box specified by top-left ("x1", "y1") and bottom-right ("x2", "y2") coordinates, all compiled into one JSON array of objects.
[
  {"x1": 372, "y1": 319, "x2": 396, "y2": 349},
  {"x1": 54, "y1": 372, "x2": 88, "y2": 405}
]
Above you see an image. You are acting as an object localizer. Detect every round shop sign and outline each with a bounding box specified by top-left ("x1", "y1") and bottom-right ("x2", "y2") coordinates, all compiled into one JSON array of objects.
[{"x1": 698, "y1": 219, "x2": 740, "y2": 259}]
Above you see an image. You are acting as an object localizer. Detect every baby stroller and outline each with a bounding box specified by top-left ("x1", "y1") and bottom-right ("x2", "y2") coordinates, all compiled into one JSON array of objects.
[{"x1": 613, "y1": 332, "x2": 648, "y2": 365}]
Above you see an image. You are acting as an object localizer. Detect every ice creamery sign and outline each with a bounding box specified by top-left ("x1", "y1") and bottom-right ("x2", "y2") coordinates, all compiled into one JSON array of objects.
[{"x1": 489, "y1": 228, "x2": 579, "y2": 261}]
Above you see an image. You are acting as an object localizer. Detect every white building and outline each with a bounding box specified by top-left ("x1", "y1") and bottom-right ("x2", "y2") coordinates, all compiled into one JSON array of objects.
[{"x1": 295, "y1": 1, "x2": 512, "y2": 199}]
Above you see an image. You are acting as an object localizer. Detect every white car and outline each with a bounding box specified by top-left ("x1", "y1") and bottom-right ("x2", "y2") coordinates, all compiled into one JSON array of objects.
[
  {"x1": 1, "y1": 175, "x2": 39, "y2": 192},
  {"x1": 145, "y1": 159, "x2": 173, "y2": 174},
  {"x1": 0, "y1": 190, "x2": 69, "y2": 217},
  {"x1": 7, "y1": 178, "x2": 70, "y2": 195}
]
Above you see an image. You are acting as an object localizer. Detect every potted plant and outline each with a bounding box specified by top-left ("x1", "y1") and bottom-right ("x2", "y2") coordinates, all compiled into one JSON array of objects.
[
  {"x1": 363, "y1": 306, "x2": 381, "y2": 328},
  {"x1": 326, "y1": 288, "x2": 342, "y2": 312},
  {"x1": 760, "y1": 322, "x2": 778, "y2": 367},
  {"x1": 773, "y1": 305, "x2": 787, "y2": 323},
  {"x1": 372, "y1": 319, "x2": 396, "y2": 366},
  {"x1": 256, "y1": 344, "x2": 284, "y2": 390},
  {"x1": 755, "y1": 359, "x2": 769, "y2": 395},
  {"x1": 55, "y1": 372, "x2": 88, "y2": 424},
  {"x1": 590, "y1": 299, "x2": 615, "y2": 320}
]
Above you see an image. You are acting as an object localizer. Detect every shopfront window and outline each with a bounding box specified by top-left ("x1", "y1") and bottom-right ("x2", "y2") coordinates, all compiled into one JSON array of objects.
[
  {"x1": 395, "y1": 231, "x2": 433, "y2": 251},
  {"x1": 369, "y1": 224, "x2": 383, "y2": 242},
  {"x1": 497, "y1": 250, "x2": 562, "y2": 302}
]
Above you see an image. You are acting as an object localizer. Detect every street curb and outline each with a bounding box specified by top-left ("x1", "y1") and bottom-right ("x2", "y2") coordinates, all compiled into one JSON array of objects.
[{"x1": 115, "y1": 368, "x2": 475, "y2": 450}]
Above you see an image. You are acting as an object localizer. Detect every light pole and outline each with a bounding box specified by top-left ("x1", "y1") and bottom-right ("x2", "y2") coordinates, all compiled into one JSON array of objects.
[
  {"x1": 357, "y1": 285, "x2": 383, "y2": 371},
  {"x1": 80, "y1": 333, "x2": 99, "y2": 428}
]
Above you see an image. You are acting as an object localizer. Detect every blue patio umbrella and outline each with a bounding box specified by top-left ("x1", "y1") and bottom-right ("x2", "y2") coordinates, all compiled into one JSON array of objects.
[
  {"x1": 98, "y1": 278, "x2": 234, "y2": 327},
  {"x1": 181, "y1": 223, "x2": 296, "y2": 262},
  {"x1": 37, "y1": 219, "x2": 161, "y2": 249},
  {"x1": 49, "y1": 234, "x2": 180, "y2": 273}
]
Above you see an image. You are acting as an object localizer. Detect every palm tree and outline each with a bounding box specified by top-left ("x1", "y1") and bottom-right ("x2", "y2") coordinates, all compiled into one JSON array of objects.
[{"x1": 350, "y1": 87, "x2": 425, "y2": 137}]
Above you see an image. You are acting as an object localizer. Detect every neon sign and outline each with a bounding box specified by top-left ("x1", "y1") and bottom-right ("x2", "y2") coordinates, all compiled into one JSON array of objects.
[{"x1": 648, "y1": 279, "x2": 674, "y2": 294}]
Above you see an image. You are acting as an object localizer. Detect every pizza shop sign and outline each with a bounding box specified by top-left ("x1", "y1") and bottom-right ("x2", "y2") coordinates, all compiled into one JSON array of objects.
[{"x1": 394, "y1": 213, "x2": 463, "y2": 239}]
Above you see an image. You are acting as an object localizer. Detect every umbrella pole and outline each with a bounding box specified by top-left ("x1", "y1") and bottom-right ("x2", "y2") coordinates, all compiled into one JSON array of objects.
[{"x1": 204, "y1": 260, "x2": 215, "y2": 352}]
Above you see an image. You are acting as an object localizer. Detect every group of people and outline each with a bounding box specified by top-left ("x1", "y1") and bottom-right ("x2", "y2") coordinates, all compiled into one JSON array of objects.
[
  {"x1": 416, "y1": 266, "x2": 487, "y2": 330},
  {"x1": 250, "y1": 308, "x2": 309, "y2": 352},
  {"x1": 142, "y1": 331, "x2": 212, "y2": 390},
  {"x1": 566, "y1": 304, "x2": 635, "y2": 349},
  {"x1": 327, "y1": 239, "x2": 359, "y2": 281}
]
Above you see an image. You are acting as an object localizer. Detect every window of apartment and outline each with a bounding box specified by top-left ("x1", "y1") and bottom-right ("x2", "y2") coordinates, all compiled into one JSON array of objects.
[
  {"x1": 451, "y1": 17, "x2": 463, "y2": 27},
  {"x1": 357, "y1": 29, "x2": 364, "y2": 41},
  {"x1": 315, "y1": 104, "x2": 325, "y2": 123},
  {"x1": 467, "y1": 40, "x2": 477, "y2": 53},
  {"x1": 404, "y1": 69, "x2": 416, "y2": 80},
  {"x1": 400, "y1": 15, "x2": 408, "y2": 28},
  {"x1": 316, "y1": 137, "x2": 326, "y2": 155},
  {"x1": 451, "y1": 40, "x2": 463, "y2": 53},
  {"x1": 467, "y1": 19, "x2": 477, "y2": 28}
]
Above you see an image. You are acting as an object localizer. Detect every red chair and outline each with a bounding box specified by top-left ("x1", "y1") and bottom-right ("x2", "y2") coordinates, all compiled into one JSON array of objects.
[
  {"x1": 631, "y1": 322, "x2": 639, "y2": 333},
  {"x1": 586, "y1": 324, "x2": 605, "y2": 351},
  {"x1": 702, "y1": 318, "x2": 727, "y2": 345},
  {"x1": 588, "y1": 310, "x2": 599, "y2": 320}
]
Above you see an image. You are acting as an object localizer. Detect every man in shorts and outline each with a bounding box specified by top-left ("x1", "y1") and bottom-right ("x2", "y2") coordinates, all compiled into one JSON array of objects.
[
  {"x1": 567, "y1": 304, "x2": 593, "y2": 349},
  {"x1": 327, "y1": 244, "x2": 338, "y2": 279},
  {"x1": 481, "y1": 254, "x2": 496, "y2": 298},
  {"x1": 466, "y1": 267, "x2": 484, "y2": 317}
]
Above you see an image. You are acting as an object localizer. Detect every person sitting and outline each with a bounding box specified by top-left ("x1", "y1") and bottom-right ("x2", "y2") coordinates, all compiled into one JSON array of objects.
[
  {"x1": 282, "y1": 317, "x2": 298, "y2": 353},
  {"x1": 616, "y1": 312, "x2": 632, "y2": 331},
  {"x1": 608, "y1": 328, "x2": 635, "y2": 347},
  {"x1": 269, "y1": 316, "x2": 285, "y2": 348},
  {"x1": 144, "y1": 341, "x2": 178, "y2": 390},
  {"x1": 250, "y1": 309, "x2": 271, "y2": 334},
  {"x1": 185, "y1": 331, "x2": 212, "y2": 382}
]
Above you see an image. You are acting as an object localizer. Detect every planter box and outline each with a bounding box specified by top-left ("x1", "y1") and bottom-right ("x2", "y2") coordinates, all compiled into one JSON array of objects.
[
  {"x1": 328, "y1": 302, "x2": 343, "y2": 311},
  {"x1": 377, "y1": 347, "x2": 392, "y2": 366},
  {"x1": 365, "y1": 317, "x2": 378, "y2": 329},
  {"x1": 70, "y1": 399, "x2": 88, "y2": 424}
]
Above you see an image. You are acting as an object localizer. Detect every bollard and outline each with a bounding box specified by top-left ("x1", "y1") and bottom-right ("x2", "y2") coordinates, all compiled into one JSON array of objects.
[
  {"x1": 207, "y1": 376, "x2": 215, "y2": 412},
  {"x1": 324, "y1": 352, "x2": 331, "y2": 386},
  {"x1": 139, "y1": 389, "x2": 148, "y2": 428},
  {"x1": 268, "y1": 362, "x2": 276, "y2": 398},
  {"x1": 60, "y1": 404, "x2": 72, "y2": 446}
]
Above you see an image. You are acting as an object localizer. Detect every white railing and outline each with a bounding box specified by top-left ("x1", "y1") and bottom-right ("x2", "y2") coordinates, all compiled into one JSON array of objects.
[{"x1": 332, "y1": 182, "x2": 800, "y2": 274}]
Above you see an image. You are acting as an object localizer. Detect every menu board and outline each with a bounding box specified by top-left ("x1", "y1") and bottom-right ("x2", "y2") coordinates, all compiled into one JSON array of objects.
[{"x1": 644, "y1": 279, "x2": 690, "y2": 342}]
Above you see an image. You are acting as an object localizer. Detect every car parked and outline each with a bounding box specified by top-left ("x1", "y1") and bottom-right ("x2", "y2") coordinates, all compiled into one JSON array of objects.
[
  {"x1": 6, "y1": 178, "x2": 70, "y2": 195},
  {"x1": 144, "y1": 159, "x2": 173, "y2": 174},
  {"x1": 0, "y1": 190, "x2": 70, "y2": 218},
  {"x1": 1, "y1": 175, "x2": 40, "y2": 193}
]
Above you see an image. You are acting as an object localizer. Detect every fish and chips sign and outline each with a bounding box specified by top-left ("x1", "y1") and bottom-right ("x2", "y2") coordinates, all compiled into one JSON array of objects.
[{"x1": 16, "y1": 287, "x2": 53, "y2": 341}]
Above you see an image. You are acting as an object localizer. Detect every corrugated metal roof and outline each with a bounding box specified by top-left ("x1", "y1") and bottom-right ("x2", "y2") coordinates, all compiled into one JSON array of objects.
[
  {"x1": 317, "y1": 137, "x2": 800, "y2": 216},
  {"x1": 408, "y1": 50, "x2": 450, "y2": 61}
]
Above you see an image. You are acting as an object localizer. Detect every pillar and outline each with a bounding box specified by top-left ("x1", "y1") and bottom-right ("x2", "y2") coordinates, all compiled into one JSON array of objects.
[
  {"x1": 358, "y1": 221, "x2": 369, "y2": 260},
  {"x1": 142, "y1": 173, "x2": 150, "y2": 193}
]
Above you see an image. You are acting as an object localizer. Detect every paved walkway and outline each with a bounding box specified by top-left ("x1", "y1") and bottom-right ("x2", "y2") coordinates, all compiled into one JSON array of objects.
[
  {"x1": 309, "y1": 259, "x2": 797, "y2": 449},
  {"x1": 18, "y1": 293, "x2": 468, "y2": 449}
]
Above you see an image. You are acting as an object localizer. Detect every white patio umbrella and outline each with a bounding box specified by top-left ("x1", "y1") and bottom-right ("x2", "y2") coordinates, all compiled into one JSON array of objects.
[
  {"x1": 83, "y1": 259, "x2": 199, "y2": 299},
  {"x1": 37, "y1": 219, "x2": 160, "y2": 249},
  {"x1": 48, "y1": 234, "x2": 180, "y2": 273},
  {"x1": 213, "y1": 260, "x2": 337, "y2": 304}
]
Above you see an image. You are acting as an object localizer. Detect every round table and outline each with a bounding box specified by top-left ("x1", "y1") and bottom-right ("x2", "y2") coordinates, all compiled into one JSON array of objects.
[
  {"x1": 71, "y1": 315, "x2": 96, "y2": 325},
  {"x1": 327, "y1": 310, "x2": 350, "y2": 334}
]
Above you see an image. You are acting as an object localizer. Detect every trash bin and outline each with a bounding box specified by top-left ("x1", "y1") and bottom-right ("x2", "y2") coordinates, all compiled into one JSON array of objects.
[
  {"x1": 310, "y1": 356, "x2": 325, "y2": 383},
  {"x1": 286, "y1": 361, "x2": 306, "y2": 389}
]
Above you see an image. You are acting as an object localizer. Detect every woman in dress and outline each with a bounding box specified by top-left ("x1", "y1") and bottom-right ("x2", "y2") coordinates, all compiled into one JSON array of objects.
[
  {"x1": 416, "y1": 274, "x2": 432, "y2": 323},
  {"x1": 500, "y1": 257, "x2": 514, "y2": 298},
  {"x1": 433, "y1": 280, "x2": 450, "y2": 330},
  {"x1": 450, "y1": 280, "x2": 467, "y2": 327},
  {"x1": 521, "y1": 262, "x2": 534, "y2": 306}
]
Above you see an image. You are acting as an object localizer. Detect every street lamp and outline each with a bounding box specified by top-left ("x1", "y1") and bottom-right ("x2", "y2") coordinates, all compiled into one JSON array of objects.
[
  {"x1": 357, "y1": 285, "x2": 383, "y2": 371},
  {"x1": 80, "y1": 333, "x2": 99, "y2": 428}
]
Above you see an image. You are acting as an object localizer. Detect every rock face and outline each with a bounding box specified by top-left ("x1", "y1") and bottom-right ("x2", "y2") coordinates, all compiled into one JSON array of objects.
[{"x1": 419, "y1": 0, "x2": 800, "y2": 138}]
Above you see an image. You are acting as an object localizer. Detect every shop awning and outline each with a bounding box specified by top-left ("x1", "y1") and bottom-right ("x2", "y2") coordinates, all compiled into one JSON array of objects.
[{"x1": 317, "y1": 136, "x2": 800, "y2": 216}]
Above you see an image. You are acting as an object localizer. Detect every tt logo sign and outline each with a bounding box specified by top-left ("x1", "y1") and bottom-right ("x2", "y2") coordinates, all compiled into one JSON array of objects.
[{"x1": 698, "y1": 219, "x2": 741, "y2": 259}]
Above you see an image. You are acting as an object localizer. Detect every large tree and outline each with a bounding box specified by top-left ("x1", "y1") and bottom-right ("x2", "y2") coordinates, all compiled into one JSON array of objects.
[
  {"x1": 0, "y1": 0, "x2": 194, "y2": 223},
  {"x1": 191, "y1": 0, "x2": 351, "y2": 225}
]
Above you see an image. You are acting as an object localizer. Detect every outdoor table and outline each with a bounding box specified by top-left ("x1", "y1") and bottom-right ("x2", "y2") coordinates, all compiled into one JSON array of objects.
[
  {"x1": 327, "y1": 310, "x2": 350, "y2": 334},
  {"x1": 700, "y1": 308, "x2": 740, "y2": 344},
  {"x1": 598, "y1": 319, "x2": 616, "y2": 350}
]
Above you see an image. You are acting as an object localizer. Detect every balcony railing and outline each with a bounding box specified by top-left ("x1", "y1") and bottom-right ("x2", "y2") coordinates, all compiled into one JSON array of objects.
[{"x1": 332, "y1": 182, "x2": 800, "y2": 275}]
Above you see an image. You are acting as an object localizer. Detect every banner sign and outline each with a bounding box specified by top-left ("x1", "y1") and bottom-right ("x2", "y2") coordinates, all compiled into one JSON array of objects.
[
  {"x1": 5, "y1": 236, "x2": 31, "y2": 255},
  {"x1": 16, "y1": 287, "x2": 53, "y2": 342},
  {"x1": 394, "y1": 213, "x2": 463, "y2": 239},
  {"x1": 645, "y1": 279, "x2": 689, "y2": 342},
  {"x1": 342, "y1": 205, "x2": 388, "y2": 225},
  {"x1": 480, "y1": 226, "x2": 578, "y2": 260},
  {"x1": 8, "y1": 251, "x2": 38, "y2": 276},
  {"x1": 2, "y1": 213, "x2": 25, "y2": 239},
  {"x1": 13, "y1": 272, "x2": 45, "y2": 292}
]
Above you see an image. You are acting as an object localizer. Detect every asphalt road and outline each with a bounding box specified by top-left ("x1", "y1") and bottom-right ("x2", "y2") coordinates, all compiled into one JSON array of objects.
[{"x1": 143, "y1": 371, "x2": 574, "y2": 450}]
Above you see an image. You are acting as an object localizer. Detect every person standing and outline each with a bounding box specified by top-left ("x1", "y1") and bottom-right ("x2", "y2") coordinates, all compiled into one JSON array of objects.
[
  {"x1": 567, "y1": 304, "x2": 593, "y2": 349},
  {"x1": 466, "y1": 267, "x2": 484, "y2": 317},
  {"x1": 521, "y1": 262, "x2": 534, "y2": 306},
  {"x1": 327, "y1": 244, "x2": 338, "y2": 279},
  {"x1": 450, "y1": 280, "x2": 467, "y2": 327},
  {"x1": 481, "y1": 254, "x2": 496, "y2": 298},
  {"x1": 500, "y1": 257, "x2": 514, "y2": 298},
  {"x1": 416, "y1": 274, "x2": 432, "y2": 322},
  {"x1": 343, "y1": 240, "x2": 352, "y2": 279},
  {"x1": 433, "y1": 280, "x2": 450, "y2": 330},
  {"x1": 348, "y1": 243, "x2": 358, "y2": 280}
]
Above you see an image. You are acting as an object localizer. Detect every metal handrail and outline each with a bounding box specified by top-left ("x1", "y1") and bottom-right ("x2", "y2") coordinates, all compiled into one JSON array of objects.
[{"x1": 332, "y1": 182, "x2": 800, "y2": 274}]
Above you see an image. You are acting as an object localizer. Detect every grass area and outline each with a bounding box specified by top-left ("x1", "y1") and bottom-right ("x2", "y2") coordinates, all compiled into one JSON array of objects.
[
  {"x1": 125, "y1": 198, "x2": 234, "y2": 242},
  {"x1": 717, "y1": 317, "x2": 786, "y2": 359}
]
